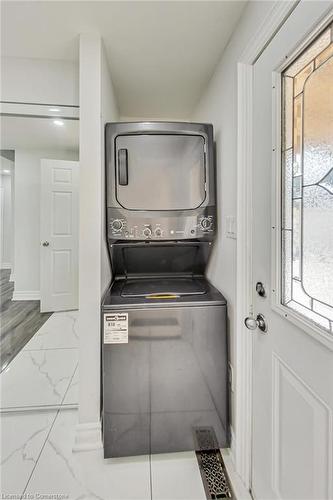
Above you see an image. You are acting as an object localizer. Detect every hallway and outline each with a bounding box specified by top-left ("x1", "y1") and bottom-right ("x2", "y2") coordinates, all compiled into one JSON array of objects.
[{"x1": 0, "y1": 269, "x2": 52, "y2": 372}]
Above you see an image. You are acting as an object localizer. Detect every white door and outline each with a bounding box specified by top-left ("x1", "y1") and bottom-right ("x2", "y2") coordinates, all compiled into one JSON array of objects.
[
  {"x1": 251, "y1": 2, "x2": 333, "y2": 499},
  {"x1": 40, "y1": 159, "x2": 79, "y2": 312}
]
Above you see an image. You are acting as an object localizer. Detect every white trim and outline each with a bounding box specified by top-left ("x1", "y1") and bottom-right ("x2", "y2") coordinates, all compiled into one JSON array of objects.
[
  {"x1": 12, "y1": 290, "x2": 40, "y2": 301},
  {"x1": 0, "y1": 404, "x2": 78, "y2": 414},
  {"x1": 278, "y1": 8, "x2": 333, "y2": 74},
  {"x1": 272, "y1": 304, "x2": 333, "y2": 350},
  {"x1": 235, "y1": 0, "x2": 299, "y2": 490},
  {"x1": 221, "y1": 448, "x2": 253, "y2": 500},
  {"x1": 230, "y1": 425, "x2": 236, "y2": 465},
  {"x1": 0, "y1": 102, "x2": 79, "y2": 119},
  {"x1": 240, "y1": 1, "x2": 300, "y2": 64},
  {"x1": 235, "y1": 61, "x2": 254, "y2": 489},
  {"x1": 73, "y1": 421, "x2": 102, "y2": 452}
]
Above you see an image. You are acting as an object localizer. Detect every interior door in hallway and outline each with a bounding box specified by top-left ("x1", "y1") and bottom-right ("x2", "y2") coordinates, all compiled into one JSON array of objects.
[
  {"x1": 40, "y1": 159, "x2": 79, "y2": 312},
  {"x1": 251, "y1": 2, "x2": 333, "y2": 499}
]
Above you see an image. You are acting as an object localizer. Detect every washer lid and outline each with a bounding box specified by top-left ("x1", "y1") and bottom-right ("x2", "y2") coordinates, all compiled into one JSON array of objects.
[{"x1": 121, "y1": 278, "x2": 207, "y2": 298}]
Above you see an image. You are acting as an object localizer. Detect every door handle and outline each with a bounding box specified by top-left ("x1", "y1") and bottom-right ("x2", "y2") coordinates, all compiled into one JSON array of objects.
[
  {"x1": 244, "y1": 313, "x2": 268, "y2": 333},
  {"x1": 42, "y1": 241, "x2": 50, "y2": 247},
  {"x1": 118, "y1": 148, "x2": 128, "y2": 185}
]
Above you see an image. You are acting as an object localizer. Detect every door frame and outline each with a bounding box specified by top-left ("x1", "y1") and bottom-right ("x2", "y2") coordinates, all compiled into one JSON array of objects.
[
  {"x1": 234, "y1": 0, "x2": 300, "y2": 489},
  {"x1": 235, "y1": 0, "x2": 333, "y2": 489}
]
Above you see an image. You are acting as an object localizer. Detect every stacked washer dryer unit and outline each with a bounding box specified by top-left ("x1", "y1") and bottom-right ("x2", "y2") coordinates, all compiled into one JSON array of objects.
[{"x1": 102, "y1": 122, "x2": 229, "y2": 458}]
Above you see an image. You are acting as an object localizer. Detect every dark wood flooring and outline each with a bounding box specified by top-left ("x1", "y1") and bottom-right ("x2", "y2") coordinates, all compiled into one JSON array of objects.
[{"x1": 0, "y1": 269, "x2": 52, "y2": 372}]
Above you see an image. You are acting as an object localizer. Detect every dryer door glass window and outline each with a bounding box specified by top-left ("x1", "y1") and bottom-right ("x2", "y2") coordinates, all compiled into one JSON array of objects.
[{"x1": 115, "y1": 134, "x2": 206, "y2": 210}]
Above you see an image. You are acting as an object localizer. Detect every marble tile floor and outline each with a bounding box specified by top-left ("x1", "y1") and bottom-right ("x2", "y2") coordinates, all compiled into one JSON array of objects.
[
  {"x1": 1, "y1": 311, "x2": 79, "y2": 411},
  {"x1": 0, "y1": 311, "x2": 250, "y2": 500},
  {"x1": 2, "y1": 405, "x2": 250, "y2": 500}
]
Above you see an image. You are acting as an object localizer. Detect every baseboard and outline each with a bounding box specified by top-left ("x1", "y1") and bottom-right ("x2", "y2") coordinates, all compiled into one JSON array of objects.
[
  {"x1": 230, "y1": 426, "x2": 236, "y2": 465},
  {"x1": 1, "y1": 262, "x2": 12, "y2": 269},
  {"x1": 73, "y1": 420, "x2": 102, "y2": 452},
  {"x1": 221, "y1": 448, "x2": 252, "y2": 500},
  {"x1": 1, "y1": 403, "x2": 78, "y2": 414},
  {"x1": 12, "y1": 290, "x2": 40, "y2": 301}
]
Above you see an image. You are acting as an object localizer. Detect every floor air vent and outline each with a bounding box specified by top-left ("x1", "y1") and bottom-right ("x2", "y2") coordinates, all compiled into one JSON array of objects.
[{"x1": 194, "y1": 427, "x2": 233, "y2": 500}]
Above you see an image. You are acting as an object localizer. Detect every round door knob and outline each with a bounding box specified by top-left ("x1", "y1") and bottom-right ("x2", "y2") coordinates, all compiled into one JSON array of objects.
[
  {"x1": 42, "y1": 241, "x2": 50, "y2": 247},
  {"x1": 244, "y1": 313, "x2": 268, "y2": 333},
  {"x1": 143, "y1": 227, "x2": 152, "y2": 238},
  {"x1": 111, "y1": 219, "x2": 123, "y2": 231},
  {"x1": 200, "y1": 217, "x2": 212, "y2": 230},
  {"x1": 244, "y1": 316, "x2": 257, "y2": 330}
]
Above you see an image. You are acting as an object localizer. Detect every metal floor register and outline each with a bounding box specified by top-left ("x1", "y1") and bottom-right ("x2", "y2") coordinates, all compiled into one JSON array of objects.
[{"x1": 195, "y1": 428, "x2": 233, "y2": 500}]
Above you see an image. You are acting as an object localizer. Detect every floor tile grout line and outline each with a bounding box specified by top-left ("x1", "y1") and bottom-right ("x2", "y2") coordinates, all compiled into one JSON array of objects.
[
  {"x1": 149, "y1": 453, "x2": 153, "y2": 500},
  {"x1": 1, "y1": 348, "x2": 79, "y2": 411},
  {"x1": 19, "y1": 406, "x2": 60, "y2": 499},
  {"x1": 148, "y1": 332, "x2": 153, "y2": 500},
  {"x1": 20, "y1": 362, "x2": 78, "y2": 498},
  {"x1": 1, "y1": 347, "x2": 78, "y2": 375},
  {"x1": 23, "y1": 347, "x2": 78, "y2": 351}
]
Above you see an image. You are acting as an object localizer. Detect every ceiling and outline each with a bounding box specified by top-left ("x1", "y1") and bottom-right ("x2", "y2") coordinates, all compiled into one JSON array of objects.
[
  {"x1": 1, "y1": 1, "x2": 247, "y2": 118},
  {"x1": 1, "y1": 116, "x2": 79, "y2": 152}
]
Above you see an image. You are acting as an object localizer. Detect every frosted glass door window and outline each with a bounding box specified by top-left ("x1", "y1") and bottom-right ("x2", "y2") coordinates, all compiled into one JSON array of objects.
[{"x1": 281, "y1": 24, "x2": 333, "y2": 332}]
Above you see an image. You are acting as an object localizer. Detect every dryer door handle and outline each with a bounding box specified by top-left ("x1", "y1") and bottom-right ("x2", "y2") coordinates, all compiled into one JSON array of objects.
[{"x1": 118, "y1": 148, "x2": 128, "y2": 186}]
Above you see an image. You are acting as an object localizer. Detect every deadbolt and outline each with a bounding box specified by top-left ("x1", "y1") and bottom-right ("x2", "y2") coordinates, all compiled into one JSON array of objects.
[
  {"x1": 256, "y1": 281, "x2": 266, "y2": 297},
  {"x1": 244, "y1": 313, "x2": 268, "y2": 334}
]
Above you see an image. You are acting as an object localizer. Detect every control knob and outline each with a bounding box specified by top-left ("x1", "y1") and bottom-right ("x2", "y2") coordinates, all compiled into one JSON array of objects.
[
  {"x1": 143, "y1": 227, "x2": 152, "y2": 238},
  {"x1": 111, "y1": 219, "x2": 123, "y2": 231},
  {"x1": 154, "y1": 228, "x2": 162, "y2": 237},
  {"x1": 200, "y1": 217, "x2": 212, "y2": 230}
]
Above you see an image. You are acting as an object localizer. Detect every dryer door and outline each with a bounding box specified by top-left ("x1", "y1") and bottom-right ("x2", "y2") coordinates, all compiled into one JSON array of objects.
[{"x1": 115, "y1": 134, "x2": 206, "y2": 211}]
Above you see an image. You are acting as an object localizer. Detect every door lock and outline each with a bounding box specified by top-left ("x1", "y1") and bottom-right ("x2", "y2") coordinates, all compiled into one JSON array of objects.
[
  {"x1": 42, "y1": 241, "x2": 50, "y2": 247},
  {"x1": 244, "y1": 313, "x2": 268, "y2": 333},
  {"x1": 256, "y1": 281, "x2": 266, "y2": 297}
]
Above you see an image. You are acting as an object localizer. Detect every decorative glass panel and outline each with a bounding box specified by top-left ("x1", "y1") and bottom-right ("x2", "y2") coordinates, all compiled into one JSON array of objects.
[{"x1": 281, "y1": 24, "x2": 333, "y2": 333}]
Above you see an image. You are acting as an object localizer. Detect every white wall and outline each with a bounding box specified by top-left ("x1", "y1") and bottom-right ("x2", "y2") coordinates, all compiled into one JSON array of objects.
[
  {"x1": 77, "y1": 34, "x2": 119, "y2": 440},
  {"x1": 101, "y1": 43, "x2": 119, "y2": 294},
  {"x1": 1, "y1": 57, "x2": 79, "y2": 105},
  {"x1": 13, "y1": 149, "x2": 79, "y2": 299},
  {"x1": 0, "y1": 162, "x2": 13, "y2": 268},
  {"x1": 191, "y1": 1, "x2": 273, "y2": 431}
]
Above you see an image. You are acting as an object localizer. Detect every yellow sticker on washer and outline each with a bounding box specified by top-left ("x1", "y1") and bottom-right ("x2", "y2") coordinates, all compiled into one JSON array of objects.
[{"x1": 146, "y1": 294, "x2": 179, "y2": 299}]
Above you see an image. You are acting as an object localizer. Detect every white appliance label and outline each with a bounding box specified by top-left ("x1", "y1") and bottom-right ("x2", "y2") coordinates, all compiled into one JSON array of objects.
[{"x1": 104, "y1": 313, "x2": 128, "y2": 344}]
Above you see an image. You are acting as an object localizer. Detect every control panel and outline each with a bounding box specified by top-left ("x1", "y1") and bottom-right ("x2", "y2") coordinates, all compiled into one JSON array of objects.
[{"x1": 108, "y1": 210, "x2": 215, "y2": 241}]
